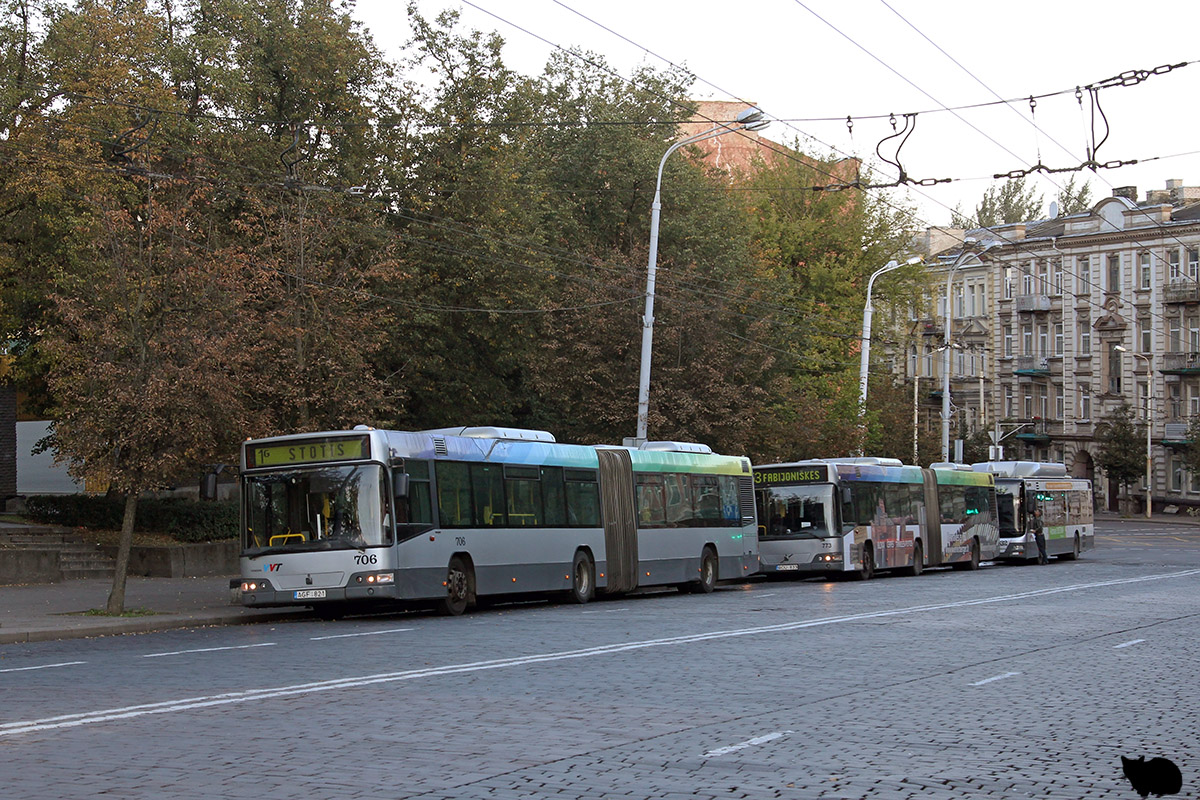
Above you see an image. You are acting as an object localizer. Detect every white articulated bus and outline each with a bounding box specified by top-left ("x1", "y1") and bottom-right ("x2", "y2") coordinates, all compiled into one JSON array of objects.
[
  {"x1": 972, "y1": 461, "x2": 1094, "y2": 563},
  {"x1": 754, "y1": 458, "x2": 999, "y2": 580},
  {"x1": 237, "y1": 426, "x2": 758, "y2": 615}
]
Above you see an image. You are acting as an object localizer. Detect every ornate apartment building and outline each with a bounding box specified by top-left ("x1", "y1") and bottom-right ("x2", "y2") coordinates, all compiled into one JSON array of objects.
[{"x1": 908, "y1": 181, "x2": 1200, "y2": 511}]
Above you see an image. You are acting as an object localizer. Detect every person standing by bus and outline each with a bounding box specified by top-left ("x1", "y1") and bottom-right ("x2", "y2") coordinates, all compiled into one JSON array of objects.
[{"x1": 1030, "y1": 506, "x2": 1047, "y2": 564}]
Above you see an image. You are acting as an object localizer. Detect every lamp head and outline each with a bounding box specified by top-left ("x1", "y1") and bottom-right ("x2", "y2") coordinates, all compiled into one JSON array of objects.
[{"x1": 735, "y1": 107, "x2": 765, "y2": 125}]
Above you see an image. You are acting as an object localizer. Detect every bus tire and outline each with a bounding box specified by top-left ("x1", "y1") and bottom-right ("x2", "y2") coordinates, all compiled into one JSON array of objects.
[
  {"x1": 566, "y1": 550, "x2": 594, "y2": 604},
  {"x1": 955, "y1": 539, "x2": 981, "y2": 571},
  {"x1": 906, "y1": 540, "x2": 924, "y2": 577},
  {"x1": 437, "y1": 556, "x2": 474, "y2": 616},
  {"x1": 1059, "y1": 534, "x2": 1081, "y2": 561},
  {"x1": 683, "y1": 547, "x2": 719, "y2": 594},
  {"x1": 852, "y1": 543, "x2": 875, "y2": 581}
]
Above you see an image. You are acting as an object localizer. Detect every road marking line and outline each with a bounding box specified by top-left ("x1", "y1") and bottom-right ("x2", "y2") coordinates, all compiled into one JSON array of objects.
[
  {"x1": 578, "y1": 609, "x2": 628, "y2": 618},
  {"x1": 0, "y1": 661, "x2": 86, "y2": 674},
  {"x1": 705, "y1": 730, "x2": 792, "y2": 757},
  {"x1": 5, "y1": 567, "x2": 1199, "y2": 737},
  {"x1": 1114, "y1": 639, "x2": 1146, "y2": 649},
  {"x1": 142, "y1": 643, "x2": 276, "y2": 658},
  {"x1": 310, "y1": 628, "x2": 412, "y2": 641},
  {"x1": 969, "y1": 671, "x2": 1021, "y2": 686}
]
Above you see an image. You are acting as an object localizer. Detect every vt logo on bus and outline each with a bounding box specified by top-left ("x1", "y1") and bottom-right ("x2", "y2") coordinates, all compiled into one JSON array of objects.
[{"x1": 264, "y1": 563, "x2": 282, "y2": 572}]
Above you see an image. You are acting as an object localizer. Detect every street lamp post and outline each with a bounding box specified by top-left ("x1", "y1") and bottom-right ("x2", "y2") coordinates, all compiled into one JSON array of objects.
[
  {"x1": 1116, "y1": 345, "x2": 1154, "y2": 519},
  {"x1": 858, "y1": 256, "x2": 921, "y2": 455},
  {"x1": 635, "y1": 107, "x2": 769, "y2": 443},
  {"x1": 941, "y1": 239, "x2": 999, "y2": 462}
]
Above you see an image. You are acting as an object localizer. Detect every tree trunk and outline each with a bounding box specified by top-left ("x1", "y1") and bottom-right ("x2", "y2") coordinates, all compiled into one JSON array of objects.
[{"x1": 106, "y1": 493, "x2": 139, "y2": 614}]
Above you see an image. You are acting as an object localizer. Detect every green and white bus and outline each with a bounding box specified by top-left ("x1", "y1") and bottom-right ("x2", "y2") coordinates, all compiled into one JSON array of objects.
[
  {"x1": 237, "y1": 426, "x2": 758, "y2": 615},
  {"x1": 754, "y1": 458, "x2": 1000, "y2": 579},
  {"x1": 971, "y1": 461, "x2": 1094, "y2": 562}
]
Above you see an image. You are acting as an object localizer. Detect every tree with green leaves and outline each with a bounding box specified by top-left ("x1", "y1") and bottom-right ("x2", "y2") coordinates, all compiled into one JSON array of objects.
[
  {"x1": 1094, "y1": 402, "x2": 1146, "y2": 514},
  {"x1": 954, "y1": 177, "x2": 1044, "y2": 228},
  {"x1": 1055, "y1": 175, "x2": 1093, "y2": 216}
]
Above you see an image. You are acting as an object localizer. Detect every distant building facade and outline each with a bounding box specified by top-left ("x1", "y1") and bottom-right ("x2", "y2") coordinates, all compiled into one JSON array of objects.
[{"x1": 909, "y1": 181, "x2": 1200, "y2": 512}]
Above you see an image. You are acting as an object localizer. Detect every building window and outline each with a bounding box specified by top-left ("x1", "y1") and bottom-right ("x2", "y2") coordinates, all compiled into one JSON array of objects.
[
  {"x1": 1109, "y1": 344, "x2": 1122, "y2": 393},
  {"x1": 1078, "y1": 256, "x2": 1091, "y2": 294},
  {"x1": 1169, "y1": 248, "x2": 1181, "y2": 280},
  {"x1": 1022, "y1": 264, "x2": 1034, "y2": 295},
  {"x1": 1170, "y1": 318, "x2": 1182, "y2": 352},
  {"x1": 1004, "y1": 266, "x2": 1013, "y2": 299},
  {"x1": 1054, "y1": 323, "x2": 1064, "y2": 356},
  {"x1": 1055, "y1": 385, "x2": 1065, "y2": 418},
  {"x1": 1171, "y1": 456, "x2": 1184, "y2": 492},
  {"x1": 1140, "y1": 251, "x2": 1152, "y2": 288},
  {"x1": 1023, "y1": 325, "x2": 1033, "y2": 355},
  {"x1": 1189, "y1": 248, "x2": 1199, "y2": 281},
  {"x1": 1079, "y1": 384, "x2": 1091, "y2": 420},
  {"x1": 1169, "y1": 383, "x2": 1181, "y2": 419},
  {"x1": 1023, "y1": 390, "x2": 1033, "y2": 418},
  {"x1": 1108, "y1": 253, "x2": 1121, "y2": 293},
  {"x1": 1038, "y1": 325, "x2": 1049, "y2": 358},
  {"x1": 1053, "y1": 259, "x2": 1063, "y2": 295},
  {"x1": 1139, "y1": 317, "x2": 1152, "y2": 353},
  {"x1": 1004, "y1": 325, "x2": 1014, "y2": 357},
  {"x1": 1036, "y1": 384, "x2": 1048, "y2": 418},
  {"x1": 1004, "y1": 385, "x2": 1014, "y2": 418},
  {"x1": 1079, "y1": 318, "x2": 1091, "y2": 356}
]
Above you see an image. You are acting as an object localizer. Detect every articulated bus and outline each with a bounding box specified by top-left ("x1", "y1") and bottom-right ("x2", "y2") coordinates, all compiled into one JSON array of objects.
[
  {"x1": 971, "y1": 461, "x2": 1094, "y2": 562},
  {"x1": 754, "y1": 458, "x2": 999, "y2": 580},
  {"x1": 237, "y1": 426, "x2": 758, "y2": 615}
]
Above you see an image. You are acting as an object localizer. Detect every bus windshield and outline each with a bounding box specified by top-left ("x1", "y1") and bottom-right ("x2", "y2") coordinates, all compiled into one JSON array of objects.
[
  {"x1": 243, "y1": 464, "x2": 391, "y2": 554},
  {"x1": 758, "y1": 484, "x2": 836, "y2": 539}
]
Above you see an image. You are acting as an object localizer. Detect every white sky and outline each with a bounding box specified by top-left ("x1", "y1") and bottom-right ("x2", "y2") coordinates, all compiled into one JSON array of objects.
[{"x1": 353, "y1": 0, "x2": 1200, "y2": 229}]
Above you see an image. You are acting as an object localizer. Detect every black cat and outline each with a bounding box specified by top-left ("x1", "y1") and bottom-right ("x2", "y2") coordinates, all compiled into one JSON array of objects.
[{"x1": 1122, "y1": 755, "x2": 1183, "y2": 798}]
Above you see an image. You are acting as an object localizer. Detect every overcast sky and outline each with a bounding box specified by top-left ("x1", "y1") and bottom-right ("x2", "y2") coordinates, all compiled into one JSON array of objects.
[{"x1": 353, "y1": 0, "x2": 1200, "y2": 230}]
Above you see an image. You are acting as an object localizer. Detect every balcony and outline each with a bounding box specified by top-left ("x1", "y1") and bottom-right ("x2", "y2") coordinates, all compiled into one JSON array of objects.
[
  {"x1": 1014, "y1": 294, "x2": 1052, "y2": 313},
  {"x1": 1014, "y1": 355, "x2": 1052, "y2": 376},
  {"x1": 1014, "y1": 419, "x2": 1052, "y2": 443},
  {"x1": 1164, "y1": 278, "x2": 1200, "y2": 305},
  {"x1": 1163, "y1": 422, "x2": 1192, "y2": 448},
  {"x1": 1161, "y1": 352, "x2": 1200, "y2": 375}
]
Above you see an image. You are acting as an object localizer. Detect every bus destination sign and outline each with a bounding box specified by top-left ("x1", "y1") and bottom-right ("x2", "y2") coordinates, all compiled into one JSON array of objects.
[
  {"x1": 754, "y1": 465, "x2": 829, "y2": 486},
  {"x1": 247, "y1": 436, "x2": 370, "y2": 468}
]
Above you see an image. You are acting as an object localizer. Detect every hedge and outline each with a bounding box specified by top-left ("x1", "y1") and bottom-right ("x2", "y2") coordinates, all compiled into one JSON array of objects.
[{"x1": 24, "y1": 495, "x2": 238, "y2": 542}]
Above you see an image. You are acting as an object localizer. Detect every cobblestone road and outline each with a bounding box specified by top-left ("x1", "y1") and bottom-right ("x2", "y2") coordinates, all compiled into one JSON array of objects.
[{"x1": 1, "y1": 523, "x2": 1196, "y2": 799}]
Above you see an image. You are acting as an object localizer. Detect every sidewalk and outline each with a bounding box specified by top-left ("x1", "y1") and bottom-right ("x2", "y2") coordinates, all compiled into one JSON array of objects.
[{"x1": 0, "y1": 576, "x2": 309, "y2": 645}]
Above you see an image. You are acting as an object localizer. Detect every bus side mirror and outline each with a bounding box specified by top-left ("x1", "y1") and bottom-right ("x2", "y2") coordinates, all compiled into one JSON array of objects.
[{"x1": 393, "y1": 473, "x2": 410, "y2": 499}]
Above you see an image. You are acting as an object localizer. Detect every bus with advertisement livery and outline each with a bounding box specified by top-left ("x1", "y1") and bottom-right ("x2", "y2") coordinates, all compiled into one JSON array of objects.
[
  {"x1": 754, "y1": 458, "x2": 999, "y2": 579},
  {"x1": 971, "y1": 461, "x2": 1094, "y2": 562},
  {"x1": 237, "y1": 426, "x2": 758, "y2": 615}
]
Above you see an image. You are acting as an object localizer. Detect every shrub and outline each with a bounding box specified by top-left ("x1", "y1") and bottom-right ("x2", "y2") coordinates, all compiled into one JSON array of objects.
[{"x1": 24, "y1": 495, "x2": 238, "y2": 542}]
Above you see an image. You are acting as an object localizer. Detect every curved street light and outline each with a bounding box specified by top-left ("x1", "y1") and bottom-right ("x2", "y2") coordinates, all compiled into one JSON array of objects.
[
  {"x1": 634, "y1": 108, "x2": 769, "y2": 442},
  {"x1": 857, "y1": 256, "x2": 921, "y2": 455}
]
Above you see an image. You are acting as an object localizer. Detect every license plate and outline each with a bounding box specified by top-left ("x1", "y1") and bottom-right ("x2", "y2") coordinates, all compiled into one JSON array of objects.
[
  {"x1": 775, "y1": 564, "x2": 800, "y2": 571},
  {"x1": 294, "y1": 589, "x2": 326, "y2": 600}
]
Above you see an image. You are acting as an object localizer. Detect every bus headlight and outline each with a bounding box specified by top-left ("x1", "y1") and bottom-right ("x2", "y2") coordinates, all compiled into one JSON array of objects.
[
  {"x1": 363, "y1": 572, "x2": 394, "y2": 584},
  {"x1": 813, "y1": 553, "x2": 843, "y2": 564},
  {"x1": 241, "y1": 580, "x2": 272, "y2": 592}
]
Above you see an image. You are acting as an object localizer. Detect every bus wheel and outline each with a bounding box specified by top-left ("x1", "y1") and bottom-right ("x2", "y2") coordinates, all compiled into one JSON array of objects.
[
  {"x1": 852, "y1": 545, "x2": 875, "y2": 581},
  {"x1": 566, "y1": 550, "x2": 594, "y2": 604},
  {"x1": 958, "y1": 539, "x2": 981, "y2": 571},
  {"x1": 682, "y1": 547, "x2": 718, "y2": 594},
  {"x1": 906, "y1": 541, "x2": 924, "y2": 577},
  {"x1": 438, "y1": 556, "x2": 474, "y2": 616},
  {"x1": 1060, "y1": 534, "x2": 1081, "y2": 561}
]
